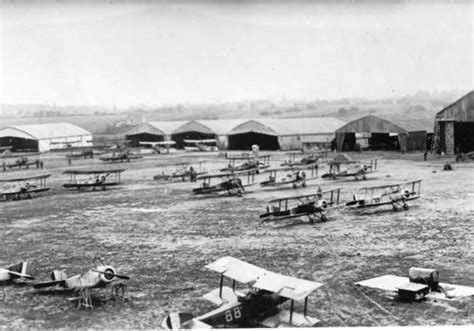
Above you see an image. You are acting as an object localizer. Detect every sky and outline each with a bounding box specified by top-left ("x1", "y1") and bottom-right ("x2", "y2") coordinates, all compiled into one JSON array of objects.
[{"x1": 0, "y1": 0, "x2": 472, "y2": 107}]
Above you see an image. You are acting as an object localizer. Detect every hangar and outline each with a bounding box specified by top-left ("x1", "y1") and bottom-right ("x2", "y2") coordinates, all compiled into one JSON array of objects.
[
  {"x1": 0, "y1": 122, "x2": 92, "y2": 152},
  {"x1": 171, "y1": 119, "x2": 246, "y2": 149},
  {"x1": 227, "y1": 117, "x2": 345, "y2": 150},
  {"x1": 125, "y1": 121, "x2": 187, "y2": 147},
  {"x1": 432, "y1": 91, "x2": 474, "y2": 154},
  {"x1": 335, "y1": 115, "x2": 433, "y2": 152}
]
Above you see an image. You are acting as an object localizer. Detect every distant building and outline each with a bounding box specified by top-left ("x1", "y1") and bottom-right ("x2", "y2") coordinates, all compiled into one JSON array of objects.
[
  {"x1": 335, "y1": 115, "x2": 434, "y2": 153},
  {"x1": 432, "y1": 91, "x2": 474, "y2": 154},
  {"x1": 0, "y1": 122, "x2": 92, "y2": 152},
  {"x1": 127, "y1": 110, "x2": 147, "y2": 126}
]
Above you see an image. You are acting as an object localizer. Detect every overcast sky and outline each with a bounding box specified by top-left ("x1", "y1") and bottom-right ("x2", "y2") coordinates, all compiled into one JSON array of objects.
[{"x1": 0, "y1": 0, "x2": 472, "y2": 107}]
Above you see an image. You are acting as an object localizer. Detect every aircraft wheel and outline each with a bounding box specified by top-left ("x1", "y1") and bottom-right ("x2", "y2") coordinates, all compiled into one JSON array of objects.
[
  {"x1": 392, "y1": 205, "x2": 398, "y2": 212},
  {"x1": 362, "y1": 175, "x2": 367, "y2": 180},
  {"x1": 302, "y1": 182, "x2": 307, "y2": 187},
  {"x1": 320, "y1": 214, "x2": 328, "y2": 222},
  {"x1": 403, "y1": 204, "x2": 409, "y2": 210},
  {"x1": 292, "y1": 183, "x2": 296, "y2": 189}
]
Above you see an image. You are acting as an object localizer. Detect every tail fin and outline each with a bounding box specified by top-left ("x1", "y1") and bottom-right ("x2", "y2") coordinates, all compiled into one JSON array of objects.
[{"x1": 161, "y1": 312, "x2": 194, "y2": 330}]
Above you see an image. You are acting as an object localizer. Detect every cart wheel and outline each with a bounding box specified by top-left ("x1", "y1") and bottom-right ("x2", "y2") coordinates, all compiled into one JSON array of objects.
[{"x1": 403, "y1": 204, "x2": 409, "y2": 210}]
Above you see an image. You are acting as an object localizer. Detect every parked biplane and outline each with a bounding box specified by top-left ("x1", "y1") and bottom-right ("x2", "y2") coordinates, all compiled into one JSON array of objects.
[
  {"x1": 99, "y1": 150, "x2": 143, "y2": 163},
  {"x1": 193, "y1": 170, "x2": 257, "y2": 196},
  {"x1": 346, "y1": 179, "x2": 421, "y2": 212},
  {"x1": 184, "y1": 139, "x2": 219, "y2": 152},
  {"x1": 63, "y1": 169, "x2": 126, "y2": 191},
  {"x1": 221, "y1": 154, "x2": 271, "y2": 173},
  {"x1": 139, "y1": 140, "x2": 177, "y2": 154},
  {"x1": 322, "y1": 158, "x2": 377, "y2": 180},
  {"x1": 356, "y1": 267, "x2": 474, "y2": 302},
  {"x1": 259, "y1": 164, "x2": 319, "y2": 189},
  {"x1": 0, "y1": 174, "x2": 51, "y2": 201},
  {"x1": 154, "y1": 163, "x2": 207, "y2": 182},
  {"x1": 0, "y1": 262, "x2": 34, "y2": 283},
  {"x1": 33, "y1": 258, "x2": 130, "y2": 309},
  {"x1": 1, "y1": 153, "x2": 44, "y2": 171},
  {"x1": 259, "y1": 187, "x2": 342, "y2": 223},
  {"x1": 161, "y1": 256, "x2": 323, "y2": 329},
  {"x1": 280, "y1": 152, "x2": 322, "y2": 167}
]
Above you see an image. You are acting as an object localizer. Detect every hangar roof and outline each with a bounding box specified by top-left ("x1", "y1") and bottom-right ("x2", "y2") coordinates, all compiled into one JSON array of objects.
[
  {"x1": 335, "y1": 115, "x2": 434, "y2": 134},
  {"x1": 0, "y1": 122, "x2": 91, "y2": 140},
  {"x1": 173, "y1": 119, "x2": 248, "y2": 135},
  {"x1": 228, "y1": 117, "x2": 346, "y2": 136}
]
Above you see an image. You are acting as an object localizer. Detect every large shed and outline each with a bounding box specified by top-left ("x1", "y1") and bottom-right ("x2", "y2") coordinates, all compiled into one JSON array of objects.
[
  {"x1": 125, "y1": 121, "x2": 187, "y2": 147},
  {"x1": 432, "y1": 91, "x2": 474, "y2": 154},
  {"x1": 335, "y1": 115, "x2": 433, "y2": 152},
  {"x1": 227, "y1": 117, "x2": 345, "y2": 150},
  {"x1": 171, "y1": 119, "x2": 247, "y2": 149},
  {"x1": 0, "y1": 122, "x2": 92, "y2": 152}
]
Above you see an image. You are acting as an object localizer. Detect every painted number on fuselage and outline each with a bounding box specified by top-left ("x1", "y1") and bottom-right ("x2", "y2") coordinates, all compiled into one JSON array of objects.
[{"x1": 224, "y1": 307, "x2": 242, "y2": 322}]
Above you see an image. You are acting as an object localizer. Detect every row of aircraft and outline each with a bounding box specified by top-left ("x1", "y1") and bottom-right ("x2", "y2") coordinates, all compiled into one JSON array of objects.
[{"x1": 3, "y1": 256, "x2": 473, "y2": 327}]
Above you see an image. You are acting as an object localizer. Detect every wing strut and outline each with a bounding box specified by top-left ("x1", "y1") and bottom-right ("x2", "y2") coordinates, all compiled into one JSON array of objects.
[
  {"x1": 232, "y1": 279, "x2": 236, "y2": 291},
  {"x1": 290, "y1": 299, "x2": 294, "y2": 324},
  {"x1": 304, "y1": 296, "x2": 308, "y2": 316},
  {"x1": 219, "y1": 273, "x2": 224, "y2": 298}
]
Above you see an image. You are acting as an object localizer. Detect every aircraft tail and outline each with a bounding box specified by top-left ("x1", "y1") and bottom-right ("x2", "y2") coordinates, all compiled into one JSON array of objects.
[{"x1": 161, "y1": 312, "x2": 194, "y2": 330}]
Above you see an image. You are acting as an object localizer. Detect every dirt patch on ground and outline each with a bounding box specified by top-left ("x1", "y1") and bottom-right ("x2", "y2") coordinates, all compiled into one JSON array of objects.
[{"x1": 0, "y1": 152, "x2": 473, "y2": 327}]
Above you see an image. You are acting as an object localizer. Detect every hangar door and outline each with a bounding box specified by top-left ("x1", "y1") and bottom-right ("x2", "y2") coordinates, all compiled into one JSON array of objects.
[
  {"x1": 228, "y1": 132, "x2": 279, "y2": 150},
  {"x1": 0, "y1": 136, "x2": 39, "y2": 152},
  {"x1": 125, "y1": 133, "x2": 164, "y2": 147},
  {"x1": 171, "y1": 132, "x2": 216, "y2": 149},
  {"x1": 454, "y1": 122, "x2": 474, "y2": 153}
]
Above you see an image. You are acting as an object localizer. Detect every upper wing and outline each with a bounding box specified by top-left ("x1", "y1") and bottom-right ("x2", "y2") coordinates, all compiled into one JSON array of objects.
[
  {"x1": 253, "y1": 272, "x2": 323, "y2": 301},
  {"x1": 205, "y1": 256, "x2": 267, "y2": 284},
  {"x1": 0, "y1": 174, "x2": 51, "y2": 183}
]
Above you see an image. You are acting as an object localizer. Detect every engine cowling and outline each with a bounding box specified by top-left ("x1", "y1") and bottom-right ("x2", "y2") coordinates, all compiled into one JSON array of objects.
[{"x1": 96, "y1": 265, "x2": 116, "y2": 283}]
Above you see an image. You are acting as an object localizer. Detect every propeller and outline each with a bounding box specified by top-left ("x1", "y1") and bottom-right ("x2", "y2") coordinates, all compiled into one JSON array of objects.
[
  {"x1": 91, "y1": 269, "x2": 131, "y2": 280},
  {"x1": 6, "y1": 270, "x2": 35, "y2": 280}
]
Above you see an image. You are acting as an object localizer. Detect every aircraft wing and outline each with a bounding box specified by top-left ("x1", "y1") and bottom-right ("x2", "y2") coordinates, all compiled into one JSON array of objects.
[
  {"x1": 205, "y1": 256, "x2": 267, "y2": 284},
  {"x1": 267, "y1": 188, "x2": 342, "y2": 204},
  {"x1": 63, "y1": 169, "x2": 126, "y2": 175},
  {"x1": 0, "y1": 174, "x2": 51, "y2": 182},
  {"x1": 202, "y1": 286, "x2": 242, "y2": 306},
  {"x1": 259, "y1": 310, "x2": 320, "y2": 328},
  {"x1": 253, "y1": 272, "x2": 323, "y2": 301},
  {"x1": 33, "y1": 279, "x2": 66, "y2": 289}
]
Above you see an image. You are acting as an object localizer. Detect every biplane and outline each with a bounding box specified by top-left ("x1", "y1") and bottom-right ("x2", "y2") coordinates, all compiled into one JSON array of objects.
[
  {"x1": 63, "y1": 169, "x2": 126, "y2": 191},
  {"x1": 193, "y1": 170, "x2": 257, "y2": 196},
  {"x1": 161, "y1": 256, "x2": 323, "y2": 329},
  {"x1": 0, "y1": 174, "x2": 51, "y2": 201},
  {"x1": 1, "y1": 153, "x2": 44, "y2": 171},
  {"x1": 33, "y1": 258, "x2": 130, "y2": 309},
  {"x1": 322, "y1": 158, "x2": 377, "y2": 180},
  {"x1": 259, "y1": 164, "x2": 319, "y2": 189},
  {"x1": 356, "y1": 267, "x2": 474, "y2": 302},
  {"x1": 346, "y1": 179, "x2": 421, "y2": 212},
  {"x1": 184, "y1": 139, "x2": 219, "y2": 152},
  {"x1": 154, "y1": 163, "x2": 207, "y2": 182},
  {"x1": 99, "y1": 150, "x2": 143, "y2": 163},
  {"x1": 280, "y1": 152, "x2": 322, "y2": 167},
  {"x1": 139, "y1": 140, "x2": 176, "y2": 154},
  {"x1": 221, "y1": 154, "x2": 271, "y2": 173},
  {"x1": 0, "y1": 262, "x2": 34, "y2": 283},
  {"x1": 259, "y1": 187, "x2": 342, "y2": 223}
]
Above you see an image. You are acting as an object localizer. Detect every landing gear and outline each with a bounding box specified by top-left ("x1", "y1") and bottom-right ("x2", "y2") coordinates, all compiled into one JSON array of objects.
[
  {"x1": 320, "y1": 214, "x2": 328, "y2": 222},
  {"x1": 392, "y1": 204, "x2": 398, "y2": 212},
  {"x1": 403, "y1": 203, "x2": 409, "y2": 210},
  {"x1": 76, "y1": 288, "x2": 93, "y2": 309}
]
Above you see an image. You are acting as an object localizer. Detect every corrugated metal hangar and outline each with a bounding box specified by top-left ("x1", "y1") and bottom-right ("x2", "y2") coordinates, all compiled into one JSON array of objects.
[
  {"x1": 0, "y1": 122, "x2": 92, "y2": 152},
  {"x1": 335, "y1": 115, "x2": 433, "y2": 152},
  {"x1": 171, "y1": 119, "x2": 246, "y2": 149},
  {"x1": 227, "y1": 118, "x2": 345, "y2": 150},
  {"x1": 433, "y1": 91, "x2": 474, "y2": 154}
]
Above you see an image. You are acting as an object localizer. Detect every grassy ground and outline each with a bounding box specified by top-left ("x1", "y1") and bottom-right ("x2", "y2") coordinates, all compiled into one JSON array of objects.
[{"x1": 0, "y1": 151, "x2": 473, "y2": 328}]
